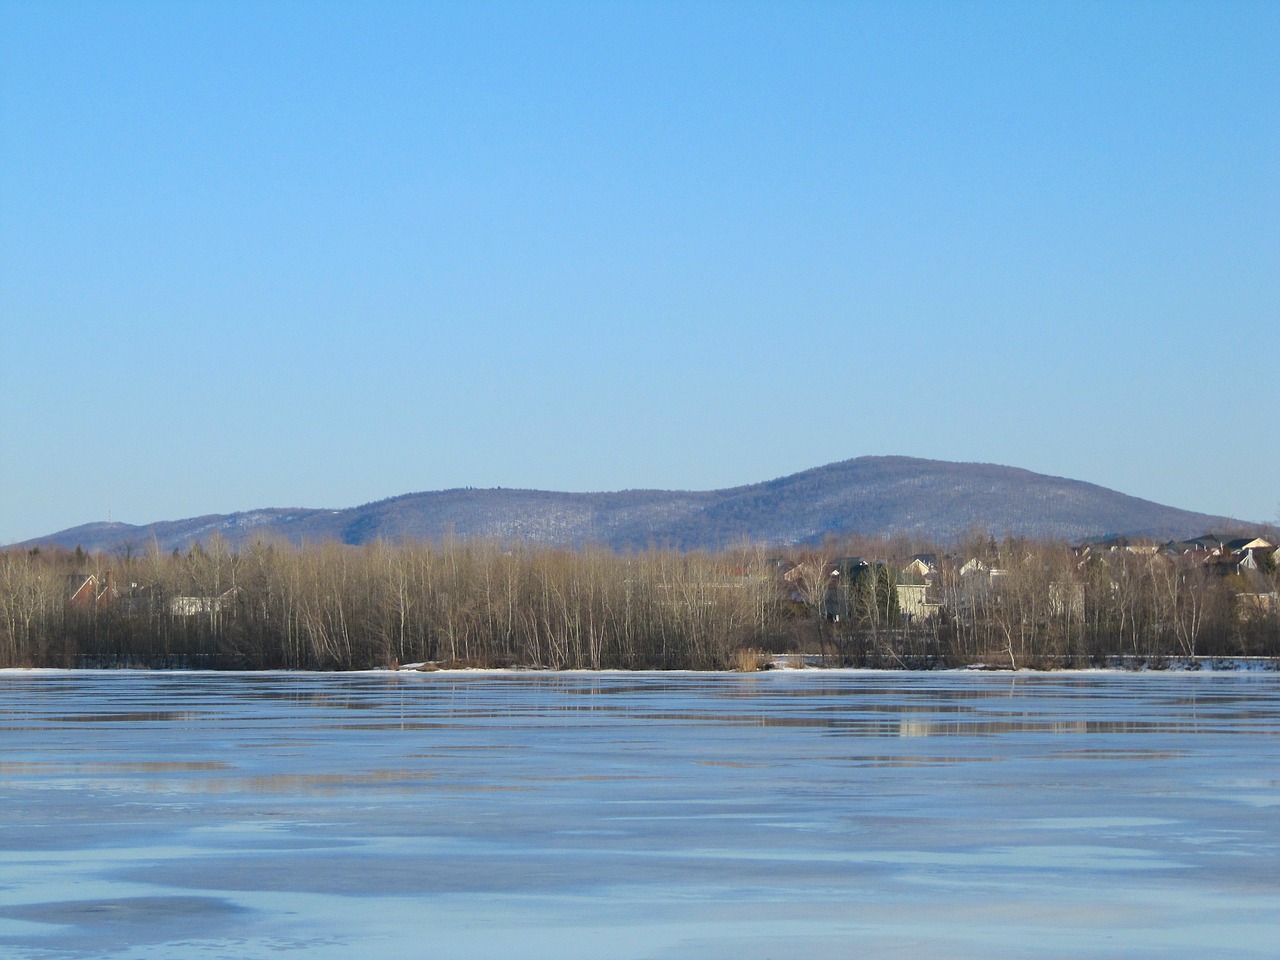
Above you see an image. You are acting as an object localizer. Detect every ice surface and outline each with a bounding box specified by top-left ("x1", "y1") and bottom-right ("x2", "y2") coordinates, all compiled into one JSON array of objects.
[{"x1": 0, "y1": 670, "x2": 1277, "y2": 958}]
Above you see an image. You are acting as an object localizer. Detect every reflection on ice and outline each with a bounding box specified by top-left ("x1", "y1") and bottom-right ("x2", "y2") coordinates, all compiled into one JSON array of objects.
[{"x1": 1, "y1": 670, "x2": 1278, "y2": 959}]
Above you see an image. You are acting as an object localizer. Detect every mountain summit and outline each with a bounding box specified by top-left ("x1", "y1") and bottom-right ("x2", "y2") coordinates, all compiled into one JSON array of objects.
[{"x1": 16, "y1": 457, "x2": 1247, "y2": 553}]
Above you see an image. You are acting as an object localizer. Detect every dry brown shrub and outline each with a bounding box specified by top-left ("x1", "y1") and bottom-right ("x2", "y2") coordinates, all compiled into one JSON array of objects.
[{"x1": 732, "y1": 647, "x2": 769, "y2": 672}]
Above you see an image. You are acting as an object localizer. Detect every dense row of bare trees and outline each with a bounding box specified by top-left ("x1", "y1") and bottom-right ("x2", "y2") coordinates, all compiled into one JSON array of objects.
[
  {"x1": 927, "y1": 540, "x2": 1276, "y2": 668},
  {"x1": 1, "y1": 535, "x2": 1277, "y2": 670},
  {"x1": 0, "y1": 539, "x2": 779, "y2": 669}
]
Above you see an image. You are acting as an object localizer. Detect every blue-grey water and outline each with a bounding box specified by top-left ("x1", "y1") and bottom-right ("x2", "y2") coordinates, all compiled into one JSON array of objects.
[{"x1": 1, "y1": 669, "x2": 1277, "y2": 959}]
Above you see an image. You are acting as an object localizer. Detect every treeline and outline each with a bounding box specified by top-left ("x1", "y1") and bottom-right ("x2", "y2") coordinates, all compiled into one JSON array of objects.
[
  {"x1": 925, "y1": 538, "x2": 1279, "y2": 668},
  {"x1": 0, "y1": 538, "x2": 779, "y2": 670},
  {"x1": 1, "y1": 535, "x2": 1277, "y2": 670}
]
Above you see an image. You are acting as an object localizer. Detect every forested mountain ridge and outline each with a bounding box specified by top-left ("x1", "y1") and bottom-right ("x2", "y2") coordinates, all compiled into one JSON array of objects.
[{"x1": 15, "y1": 456, "x2": 1249, "y2": 553}]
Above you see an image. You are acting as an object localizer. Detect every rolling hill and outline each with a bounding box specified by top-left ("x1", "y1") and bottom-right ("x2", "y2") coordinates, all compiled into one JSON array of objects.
[{"x1": 14, "y1": 456, "x2": 1251, "y2": 554}]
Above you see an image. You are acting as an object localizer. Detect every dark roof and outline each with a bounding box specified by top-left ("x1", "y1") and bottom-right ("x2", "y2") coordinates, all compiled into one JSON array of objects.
[
  {"x1": 1180, "y1": 535, "x2": 1222, "y2": 549},
  {"x1": 831, "y1": 557, "x2": 871, "y2": 577},
  {"x1": 1225, "y1": 537, "x2": 1269, "y2": 551}
]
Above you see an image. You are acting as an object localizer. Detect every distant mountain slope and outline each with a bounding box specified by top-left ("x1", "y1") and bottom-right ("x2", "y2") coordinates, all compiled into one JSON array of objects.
[{"x1": 14, "y1": 457, "x2": 1249, "y2": 553}]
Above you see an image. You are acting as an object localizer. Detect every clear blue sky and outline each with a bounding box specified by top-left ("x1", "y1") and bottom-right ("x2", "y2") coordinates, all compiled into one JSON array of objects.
[{"x1": 2, "y1": 1, "x2": 1277, "y2": 544}]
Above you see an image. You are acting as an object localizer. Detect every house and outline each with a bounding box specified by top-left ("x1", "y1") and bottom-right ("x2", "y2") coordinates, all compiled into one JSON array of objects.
[
  {"x1": 829, "y1": 559, "x2": 938, "y2": 623},
  {"x1": 1194, "y1": 536, "x2": 1277, "y2": 577},
  {"x1": 67, "y1": 572, "x2": 118, "y2": 612},
  {"x1": 902, "y1": 554, "x2": 938, "y2": 581},
  {"x1": 1176, "y1": 535, "x2": 1224, "y2": 556},
  {"x1": 1224, "y1": 539, "x2": 1275, "y2": 573},
  {"x1": 781, "y1": 560, "x2": 828, "y2": 606},
  {"x1": 1092, "y1": 536, "x2": 1161, "y2": 556},
  {"x1": 823, "y1": 557, "x2": 869, "y2": 620},
  {"x1": 959, "y1": 558, "x2": 1005, "y2": 579},
  {"x1": 1226, "y1": 537, "x2": 1273, "y2": 553},
  {"x1": 1237, "y1": 545, "x2": 1277, "y2": 572},
  {"x1": 895, "y1": 582, "x2": 937, "y2": 622},
  {"x1": 169, "y1": 587, "x2": 237, "y2": 617}
]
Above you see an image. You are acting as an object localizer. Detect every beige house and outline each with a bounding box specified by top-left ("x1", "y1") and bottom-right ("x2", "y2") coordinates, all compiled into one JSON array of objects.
[{"x1": 894, "y1": 582, "x2": 937, "y2": 621}]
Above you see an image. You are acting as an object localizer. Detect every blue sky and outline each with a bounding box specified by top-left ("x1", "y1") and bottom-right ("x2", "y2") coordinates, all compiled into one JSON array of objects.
[{"x1": 2, "y1": 1, "x2": 1277, "y2": 544}]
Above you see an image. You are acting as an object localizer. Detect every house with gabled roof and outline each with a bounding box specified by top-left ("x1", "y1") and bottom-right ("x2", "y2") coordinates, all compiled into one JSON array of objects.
[
  {"x1": 67, "y1": 571, "x2": 118, "y2": 612},
  {"x1": 1235, "y1": 543, "x2": 1276, "y2": 573},
  {"x1": 902, "y1": 554, "x2": 938, "y2": 581},
  {"x1": 1226, "y1": 537, "x2": 1273, "y2": 553}
]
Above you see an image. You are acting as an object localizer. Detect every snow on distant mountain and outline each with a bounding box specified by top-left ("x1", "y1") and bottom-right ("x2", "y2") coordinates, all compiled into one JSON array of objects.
[{"x1": 14, "y1": 456, "x2": 1250, "y2": 553}]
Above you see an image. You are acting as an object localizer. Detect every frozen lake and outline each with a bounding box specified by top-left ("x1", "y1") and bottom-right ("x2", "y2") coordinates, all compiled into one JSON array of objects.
[{"x1": 1, "y1": 669, "x2": 1277, "y2": 959}]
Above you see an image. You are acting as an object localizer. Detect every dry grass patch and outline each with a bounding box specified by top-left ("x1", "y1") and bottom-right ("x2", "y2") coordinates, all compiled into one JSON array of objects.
[{"x1": 732, "y1": 647, "x2": 770, "y2": 672}]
